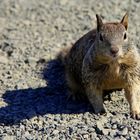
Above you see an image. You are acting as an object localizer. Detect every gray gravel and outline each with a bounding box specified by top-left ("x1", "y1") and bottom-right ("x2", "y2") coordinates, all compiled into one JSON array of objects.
[{"x1": 0, "y1": 0, "x2": 140, "y2": 140}]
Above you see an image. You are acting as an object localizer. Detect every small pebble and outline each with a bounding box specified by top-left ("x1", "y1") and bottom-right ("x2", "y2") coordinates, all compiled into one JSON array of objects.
[{"x1": 122, "y1": 127, "x2": 128, "y2": 136}]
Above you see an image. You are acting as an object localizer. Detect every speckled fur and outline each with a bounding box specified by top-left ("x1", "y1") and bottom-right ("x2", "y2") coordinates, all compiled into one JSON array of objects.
[{"x1": 58, "y1": 14, "x2": 140, "y2": 119}]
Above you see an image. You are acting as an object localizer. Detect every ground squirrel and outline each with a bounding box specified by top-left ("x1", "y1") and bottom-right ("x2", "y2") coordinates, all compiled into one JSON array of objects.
[{"x1": 58, "y1": 13, "x2": 140, "y2": 120}]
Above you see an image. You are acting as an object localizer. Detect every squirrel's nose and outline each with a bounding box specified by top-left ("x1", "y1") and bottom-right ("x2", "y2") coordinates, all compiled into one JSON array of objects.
[{"x1": 110, "y1": 47, "x2": 119, "y2": 55}]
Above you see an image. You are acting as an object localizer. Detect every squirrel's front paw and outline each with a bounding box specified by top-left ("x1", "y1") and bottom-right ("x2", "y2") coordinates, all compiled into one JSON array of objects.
[{"x1": 130, "y1": 109, "x2": 140, "y2": 120}]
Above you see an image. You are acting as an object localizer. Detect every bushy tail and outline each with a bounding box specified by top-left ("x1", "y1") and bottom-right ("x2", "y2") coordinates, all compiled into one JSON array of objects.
[{"x1": 56, "y1": 47, "x2": 71, "y2": 65}]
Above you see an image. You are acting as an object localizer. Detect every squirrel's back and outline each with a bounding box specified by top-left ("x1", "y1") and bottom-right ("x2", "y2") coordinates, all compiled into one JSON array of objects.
[{"x1": 57, "y1": 29, "x2": 96, "y2": 81}]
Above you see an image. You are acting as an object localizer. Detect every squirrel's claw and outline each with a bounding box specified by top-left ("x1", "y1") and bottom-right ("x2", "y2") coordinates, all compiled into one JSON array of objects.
[{"x1": 131, "y1": 111, "x2": 140, "y2": 120}]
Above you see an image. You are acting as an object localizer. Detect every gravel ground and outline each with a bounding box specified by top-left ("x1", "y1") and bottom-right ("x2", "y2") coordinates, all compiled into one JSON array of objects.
[{"x1": 0, "y1": 0, "x2": 140, "y2": 139}]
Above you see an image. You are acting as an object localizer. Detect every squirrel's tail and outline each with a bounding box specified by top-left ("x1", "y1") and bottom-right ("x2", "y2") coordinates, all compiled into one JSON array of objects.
[{"x1": 56, "y1": 46, "x2": 71, "y2": 65}]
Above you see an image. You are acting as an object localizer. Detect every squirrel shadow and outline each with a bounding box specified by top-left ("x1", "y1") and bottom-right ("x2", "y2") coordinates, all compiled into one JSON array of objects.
[{"x1": 0, "y1": 58, "x2": 92, "y2": 125}]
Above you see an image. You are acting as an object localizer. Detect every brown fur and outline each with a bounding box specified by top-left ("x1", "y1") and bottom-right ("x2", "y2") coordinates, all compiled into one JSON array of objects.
[{"x1": 58, "y1": 14, "x2": 140, "y2": 119}]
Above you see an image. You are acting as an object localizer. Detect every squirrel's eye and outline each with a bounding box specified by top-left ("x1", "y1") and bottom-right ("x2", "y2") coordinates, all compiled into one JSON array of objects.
[
  {"x1": 123, "y1": 33, "x2": 127, "y2": 40},
  {"x1": 99, "y1": 34, "x2": 103, "y2": 41}
]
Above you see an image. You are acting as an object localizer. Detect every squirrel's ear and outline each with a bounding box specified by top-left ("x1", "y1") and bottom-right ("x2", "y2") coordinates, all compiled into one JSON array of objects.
[
  {"x1": 96, "y1": 14, "x2": 103, "y2": 31},
  {"x1": 120, "y1": 13, "x2": 128, "y2": 30}
]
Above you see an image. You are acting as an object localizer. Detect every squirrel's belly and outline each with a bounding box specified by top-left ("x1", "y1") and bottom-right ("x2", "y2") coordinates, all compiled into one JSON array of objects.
[
  {"x1": 102, "y1": 78, "x2": 125, "y2": 90},
  {"x1": 101, "y1": 61, "x2": 126, "y2": 90}
]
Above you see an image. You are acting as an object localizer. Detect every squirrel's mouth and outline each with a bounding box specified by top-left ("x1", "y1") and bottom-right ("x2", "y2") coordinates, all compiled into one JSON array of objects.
[{"x1": 110, "y1": 53, "x2": 119, "y2": 58}]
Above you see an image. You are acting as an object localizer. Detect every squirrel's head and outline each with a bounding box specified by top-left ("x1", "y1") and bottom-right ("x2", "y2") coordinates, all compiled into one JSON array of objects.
[{"x1": 95, "y1": 13, "x2": 128, "y2": 62}]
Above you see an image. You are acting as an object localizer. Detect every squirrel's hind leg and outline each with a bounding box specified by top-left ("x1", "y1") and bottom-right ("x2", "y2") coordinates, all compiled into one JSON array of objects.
[{"x1": 65, "y1": 71, "x2": 85, "y2": 101}]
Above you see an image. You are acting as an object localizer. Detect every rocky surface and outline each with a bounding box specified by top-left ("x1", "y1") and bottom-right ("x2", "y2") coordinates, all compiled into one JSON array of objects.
[{"x1": 0, "y1": 0, "x2": 140, "y2": 139}]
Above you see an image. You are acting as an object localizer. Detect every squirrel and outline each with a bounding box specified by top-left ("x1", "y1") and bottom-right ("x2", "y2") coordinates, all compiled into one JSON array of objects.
[{"x1": 57, "y1": 13, "x2": 140, "y2": 120}]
